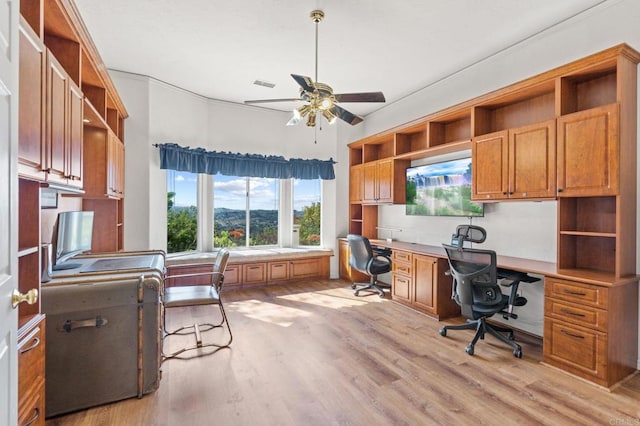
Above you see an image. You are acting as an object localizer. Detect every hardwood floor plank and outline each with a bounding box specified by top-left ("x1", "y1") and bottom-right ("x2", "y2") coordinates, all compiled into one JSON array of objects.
[{"x1": 47, "y1": 280, "x2": 640, "y2": 425}]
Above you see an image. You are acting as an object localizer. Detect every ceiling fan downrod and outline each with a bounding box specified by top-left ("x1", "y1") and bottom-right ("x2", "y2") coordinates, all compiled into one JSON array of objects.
[{"x1": 310, "y1": 10, "x2": 324, "y2": 84}]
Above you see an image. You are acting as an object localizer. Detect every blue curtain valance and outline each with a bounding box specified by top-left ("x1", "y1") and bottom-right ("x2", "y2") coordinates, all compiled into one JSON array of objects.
[{"x1": 157, "y1": 143, "x2": 335, "y2": 180}]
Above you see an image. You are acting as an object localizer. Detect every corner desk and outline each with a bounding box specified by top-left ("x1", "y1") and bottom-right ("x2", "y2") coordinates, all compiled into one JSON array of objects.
[{"x1": 339, "y1": 238, "x2": 639, "y2": 389}]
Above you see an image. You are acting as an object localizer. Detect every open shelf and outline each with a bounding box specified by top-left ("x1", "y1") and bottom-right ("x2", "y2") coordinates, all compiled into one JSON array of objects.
[
  {"x1": 362, "y1": 136, "x2": 394, "y2": 163},
  {"x1": 395, "y1": 124, "x2": 427, "y2": 155},
  {"x1": 559, "y1": 67, "x2": 616, "y2": 115},
  {"x1": 559, "y1": 196, "x2": 616, "y2": 234},
  {"x1": 429, "y1": 109, "x2": 471, "y2": 147}
]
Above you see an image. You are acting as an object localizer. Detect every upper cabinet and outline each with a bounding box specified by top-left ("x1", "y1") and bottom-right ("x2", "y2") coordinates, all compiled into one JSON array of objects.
[{"x1": 18, "y1": 0, "x2": 128, "y2": 190}]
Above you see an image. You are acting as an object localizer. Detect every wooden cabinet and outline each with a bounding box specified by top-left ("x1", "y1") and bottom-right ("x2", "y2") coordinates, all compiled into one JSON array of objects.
[
  {"x1": 243, "y1": 263, "x2": 267, "y2": 287},
  {"x1": 165, "y1": 264, "x2": 214, "y2": 288},
  {"x1": 18, "y1": 19, "x2": 46, "y2": 181},
  {"x1": 289, "y1": 257, "x2": 326, "y2": 280},
  {"x1": 349, "y1": 165, "x2": 363, "y2": 202},
  {"x1": 362, "y1": 159, "x2": 408, "y2": 204},
  {"x1": 223, "y1": 264, "x2": 242, "y2": 290},
  {"x1": 18, "y1": 318, "x2": 46, "y2": 426},
  {"x1": 390, "y1": 249, "x2": 459, "y2": 320},
  {"x1": 268, "y1": 261, "x2": 289, "y2": 282},
  {"x1": 557, "y1": 104, "x2": 618, "y2": 197},
  {"x1": 472, "y1": 120, "x2": 556, "y2": 201},
  {"x1": 44, "y1": 51, "x2": 83, "y2": 188},
  {"x1": 543, "y1": 277, "x2": 637, "y2": 388},
  {"x1": 391, "y1": 250, "x2": 412, "y2": 304},
  {"x1": 83, "y1": 127, "x2": 124, "y2": 199}
]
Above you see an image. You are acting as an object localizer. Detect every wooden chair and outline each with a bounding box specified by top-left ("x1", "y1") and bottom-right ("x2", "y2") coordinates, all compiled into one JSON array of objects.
[{"x1": 163, "y1": 249, "x2": 232, "y2": 360}]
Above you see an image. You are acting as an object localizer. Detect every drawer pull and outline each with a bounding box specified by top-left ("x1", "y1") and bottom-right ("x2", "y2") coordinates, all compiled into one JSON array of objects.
[
  {"x1": 249, "y1": 266, "x2": 260, "y2": 270},
  {"x1": 24, "y1": 407, "x2": 40, "y2": 426},
  {"x1": 560, "y1": 329, "x2": 585, "y2": 339},
  {"x1": 560, "y1": 308, "x2": 585, "y2": 318},
  {"x1": 19, "y1": 337, "x2": 40, "y2": 354},
  {"x1": 562, "y1": 289, "x2": 587, "y2": 297}
]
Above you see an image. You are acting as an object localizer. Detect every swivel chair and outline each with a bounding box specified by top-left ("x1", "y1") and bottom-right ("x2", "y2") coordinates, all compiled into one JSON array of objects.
[
  {"x1": 440, "y1": 225, "x2": 526, "y2": 358},
  {"x1": 163, "y1": 248, "x2": 232, "y2": 360},
  {"x1": 347, "y1": 234, "x2": 392, "y2": 297}
]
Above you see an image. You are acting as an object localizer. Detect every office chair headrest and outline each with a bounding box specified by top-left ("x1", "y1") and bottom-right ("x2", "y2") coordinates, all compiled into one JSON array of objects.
[{"x1": 451, "y1": 224, "x2": 486, "y2": 247}]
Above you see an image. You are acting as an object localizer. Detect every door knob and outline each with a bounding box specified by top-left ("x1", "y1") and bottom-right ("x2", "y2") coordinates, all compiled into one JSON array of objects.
[{"x1": 12, "y1": 288, "x2": 38, "y2": 309}]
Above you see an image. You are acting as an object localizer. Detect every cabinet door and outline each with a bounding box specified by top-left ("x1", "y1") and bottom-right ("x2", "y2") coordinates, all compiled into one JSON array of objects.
[
  {"x1": 392, "y1": 274, "x2": 411, "y2": 303},
  {"x1": 362, "y1": 162, "x2": 378, "y2": 203},
  {"x1": 243, "y1": 263, "x2": 266, "y2": 286},
  {"x1": 349, "y1": 165, "x2": 363, "y2": 202},
  {"x1": 557, "y1": 104, "x2": 619, "y2": 196},
  {"x1": 268, "y1": 261, "x2": 289, "y2": 282},
  {"x1": 412, "y1": 254, "x2": 436, "y2": 312},
  {"x1": 67, "y1": 80, "x2": 83, "y2": 187},
  {"x1": 45, "y1": 51, "x2": 68, "y2": 184},
  {"x1": 290, "y1": 258, "x2": 322, "y2": 279},
  {"x1": 18, "y1": 21, "x2": 46, "y2": 181},
  {"x1": 472, "y1": 130, "x2": 509, "y2": 200},
  {"x1": 508, "y1": 120, "x2": 556, "y2": 199},
  {"x1": 376, "y1": 159, "x2": 394, "y2": 203}
]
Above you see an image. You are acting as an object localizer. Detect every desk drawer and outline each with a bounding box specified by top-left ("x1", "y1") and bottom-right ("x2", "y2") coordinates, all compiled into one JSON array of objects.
[
  {"x1": 393, "y1": 262, "x2": 411, "y2": 277},
  {"x1": 544, "y1": 318, "x2": 607, "y2": 382},
  {"x1": 392, "y1": 275, "x2": 411, "y2": 302},
  {"x1": 393, "y1": 250, "x2": 412, "y2": 263},
  {"x1": 544, "y1": 298, "x2": 607, "y2": 332},
  {"x1": 545, "y1": 278, "x2": 608, "y2": 309}
]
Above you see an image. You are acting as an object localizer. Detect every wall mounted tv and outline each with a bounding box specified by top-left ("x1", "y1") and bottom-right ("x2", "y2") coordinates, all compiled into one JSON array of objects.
[{"x1": 406, "y1": 158, "x2": 483, "y2": 217}]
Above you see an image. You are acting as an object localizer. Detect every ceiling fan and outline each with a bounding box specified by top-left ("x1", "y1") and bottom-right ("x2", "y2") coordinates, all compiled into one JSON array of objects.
[{"x1": 244, "y1": 10, "x2": 386, "y2": 127}]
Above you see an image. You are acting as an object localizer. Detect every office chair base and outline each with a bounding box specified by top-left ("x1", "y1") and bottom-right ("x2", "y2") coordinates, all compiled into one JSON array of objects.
[
  {"x1": 439, "y1": 318, "x2": 522, "y2": 358},
  {"x1": 352, "y1": 281, "x2": 390, "y2": 298}
]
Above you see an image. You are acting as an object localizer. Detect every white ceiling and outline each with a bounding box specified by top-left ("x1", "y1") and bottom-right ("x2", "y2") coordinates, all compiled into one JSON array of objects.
[{"x1": 74, "y1": 0, "x2": 607, "y2": 120}]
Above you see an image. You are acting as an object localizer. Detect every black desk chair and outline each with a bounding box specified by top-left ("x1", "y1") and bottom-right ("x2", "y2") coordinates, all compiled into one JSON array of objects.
[
  {"x1": 440, "y1": 225, "x2": 526, "y2": 358},
  {"x1": 347, "y1": 234, "x2": 392, "y2": 297}
]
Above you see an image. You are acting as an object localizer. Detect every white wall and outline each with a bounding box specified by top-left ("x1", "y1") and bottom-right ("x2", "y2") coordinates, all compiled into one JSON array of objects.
[{"x1": 337, "y1": 0, "x2": 640, "y2": 361}]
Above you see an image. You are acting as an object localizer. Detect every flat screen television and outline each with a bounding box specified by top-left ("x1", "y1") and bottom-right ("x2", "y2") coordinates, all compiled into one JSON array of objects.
[
  {"x1": 52, "y1": 211, "x2": 94, "y2": 270},
  {"x1": 406, "y1": 158, "x2": 483, "y2": 217}
]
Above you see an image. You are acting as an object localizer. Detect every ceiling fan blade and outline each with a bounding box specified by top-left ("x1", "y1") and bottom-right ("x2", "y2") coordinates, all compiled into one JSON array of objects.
[
  {"x1": 291, "y1": 74, "x2": 315, "y2": 92},
  {"x1": 334, "y1": 92, "x2": 386, "y2": 103},
  {"x1": 244, "y1": 98, "x2": 302, "y2": 104},
  {"x1": 333, "y1": 105, "x2": 363, "y2": 125}
]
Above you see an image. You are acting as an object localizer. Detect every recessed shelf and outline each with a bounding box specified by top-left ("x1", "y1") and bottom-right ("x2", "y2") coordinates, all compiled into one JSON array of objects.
[{"x1": 559, "y1": 231, "x2": 616, "y2": 238}]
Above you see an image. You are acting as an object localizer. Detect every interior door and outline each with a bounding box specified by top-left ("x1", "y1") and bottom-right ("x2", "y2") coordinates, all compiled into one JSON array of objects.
[{"x1": 0, "y1": 1, "x2": 20, "y2": 424}]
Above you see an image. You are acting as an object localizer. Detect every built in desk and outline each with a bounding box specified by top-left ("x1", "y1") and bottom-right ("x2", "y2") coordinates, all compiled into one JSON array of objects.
[{"x1": 340, "y1": 238, "x2": 639, "y2": 389}]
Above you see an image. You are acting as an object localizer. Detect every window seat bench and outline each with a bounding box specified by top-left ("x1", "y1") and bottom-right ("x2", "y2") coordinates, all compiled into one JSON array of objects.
[{"x1": 166, "y1": 248, "x2": 333, "y2": 290}]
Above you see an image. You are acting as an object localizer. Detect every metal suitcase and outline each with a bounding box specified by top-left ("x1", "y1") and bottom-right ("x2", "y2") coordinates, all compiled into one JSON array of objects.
[{"x1": 41, "y1": 252, "x2": 164, "y2": 417}]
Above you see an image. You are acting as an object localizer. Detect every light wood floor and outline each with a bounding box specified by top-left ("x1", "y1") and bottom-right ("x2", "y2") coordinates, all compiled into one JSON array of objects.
[{"x1": 47, "y1": 279, "x2": 640, "y2": 425}]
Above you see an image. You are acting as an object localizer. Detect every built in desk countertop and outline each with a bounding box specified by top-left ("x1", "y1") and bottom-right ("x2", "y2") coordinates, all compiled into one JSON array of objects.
[
  {"x1": 166, "y1": 247, "x2": 334, "y2": 267},
  {"x1": 367, "y1": 239, "x2": 638, "y2": 287}
]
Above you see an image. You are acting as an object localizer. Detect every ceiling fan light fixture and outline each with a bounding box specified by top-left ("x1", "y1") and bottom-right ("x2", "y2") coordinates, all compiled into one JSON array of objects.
[
  {"x1": 306, "y1": 111, "x2": 317, "y2": 127},
  {"x1": 319, "y1": 97, "x2": 333, "y2": 110},
  {"x1": 297, "y1": 104, "x2": 312, "y2": 117},
  {"x1": 322, "y1": 108, "x2": 337, "y2": 125}
]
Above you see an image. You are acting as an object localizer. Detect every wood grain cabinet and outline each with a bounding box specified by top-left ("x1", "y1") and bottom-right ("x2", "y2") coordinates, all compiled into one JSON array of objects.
[
  {"x1": 44, "y1": 51, "x2": 83, "y2": 189},
  {"x1": 338, "y1": 239, "x2": 370, "y2": 283},
  {"x1": 349, "y1": 165, "x2": 363, "y2": 202},
  {"x1": 557, "y1": 104, "x2": 618, "y2": 197},
  {"x1": 391, "y1": 250, "x2": 459, "y2": 320},
  {"x1": 243, "y1": 263, "x2": 267, "y2": 287},
  {"x1": 268, "y1": 261, "x2": 289, "y2": 282},
  {"x1": 472, "y1": 120, "x2": 556, "y2": 201},
  {"x1": 362, "y1": 159, "x2": 409, "y2": 204},
  {"x1": 83, "y1": 127, "x2": 124, "y2": 199},
  {"x1": 18, "y1": 19, "x2": 46, "y2": 181},
  {"x1": 18, "y1": 318, "x2": 46, "y2": 426},
  {"x1": 543, "y1": 277, "x2": 637, "y2": 388}
]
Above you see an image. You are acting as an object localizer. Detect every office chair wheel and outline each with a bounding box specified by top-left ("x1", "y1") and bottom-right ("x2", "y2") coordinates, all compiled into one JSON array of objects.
[
  {"x1": 465, "y1": 344, "x2": 474, "y2": 356},
  {"x1": 351, "y1": 283, "x2": 357, "y2": 289},
  {"x1": 513, "y1": 348, "x2": 522, "y2": 358},
  {"x1": 439, "y1": 327, "x2": 447, "y2": 337}
]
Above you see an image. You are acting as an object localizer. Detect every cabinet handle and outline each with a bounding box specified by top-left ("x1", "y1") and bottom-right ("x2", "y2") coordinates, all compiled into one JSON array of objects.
[
  {"x1": 557, "y1": 188, "x2": 564, "y2": 193},
  {"x1": 24, "y1": 407, "x2": 40, "y2": 426},
  {"x1": 19, "y1": 337, "x2": 40, "y2": 354},
  {"x1": 560, "y1": 308, "x2": 585, "y2": 317},
  {"x1": 560, "y1": 329, "x2": 585, "y2": 339},
  {"x1": 562, "y1": 289, "x2": 587, "y2": 297},
  {"x1": 249, "y1": 266, "x2": 260, "y2": 270}
]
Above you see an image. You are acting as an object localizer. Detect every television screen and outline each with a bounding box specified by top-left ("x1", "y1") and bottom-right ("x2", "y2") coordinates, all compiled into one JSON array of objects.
[
  {"x1": 406, "y1": 158, "x2": 483, "y2": 217},
  {"x1": 52, "y1": 211, "x2": 94, "y2": 270}
]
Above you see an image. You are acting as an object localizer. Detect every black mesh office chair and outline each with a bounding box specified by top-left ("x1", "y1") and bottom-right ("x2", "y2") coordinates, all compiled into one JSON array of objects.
[
  {"x1": 440, "y1": 225, "x2": 526, "y2": 358},
  {"x1": 347, "y1": 234, "x2": 392, "y2": 297}
]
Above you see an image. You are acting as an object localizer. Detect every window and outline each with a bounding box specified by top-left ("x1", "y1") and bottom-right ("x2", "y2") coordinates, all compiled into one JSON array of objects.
[
  {"x1": 166, "y1": 170, "x2": 198, "y2": 253},
  {"x1": 293, "y1": 179, "x2": 321, "y2": 246},
  {"x1": 213, "y1": 174, "x2": 279, "y2": 247}
]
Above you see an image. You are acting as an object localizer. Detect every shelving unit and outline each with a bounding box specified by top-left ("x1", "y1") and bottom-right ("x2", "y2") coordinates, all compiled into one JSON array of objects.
[{"x1": 345, "y1": 43, "x2": 639, "y2": 388}]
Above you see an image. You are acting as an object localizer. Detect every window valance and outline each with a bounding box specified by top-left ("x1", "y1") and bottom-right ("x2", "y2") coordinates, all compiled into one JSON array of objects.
[{"x1": 156, "y1": 143, "x2": 335, "y2": 180}]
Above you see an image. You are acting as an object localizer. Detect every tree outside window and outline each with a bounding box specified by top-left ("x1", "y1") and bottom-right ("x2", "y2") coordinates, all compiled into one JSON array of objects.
[
  {"x1": 166, "y1": 170, "x2": 198, "y2": 253},
  {"x1": 293, "y1": 179, "x2": 321, "y2": 246}
]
